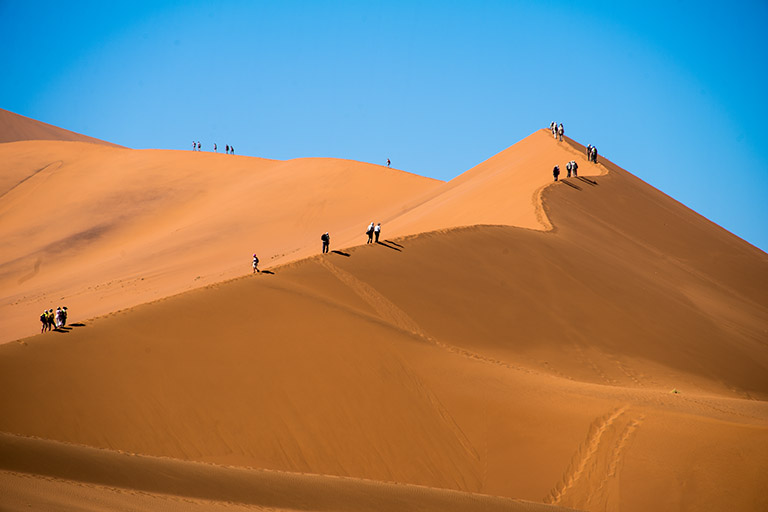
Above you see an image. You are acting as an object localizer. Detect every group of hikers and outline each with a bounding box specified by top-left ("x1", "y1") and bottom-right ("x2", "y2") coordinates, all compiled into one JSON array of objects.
[
  {"x1": 253, "y1": 221, "x2": 385, "y2": 273},
  {"x1": 549, "y1": 121, "x2": 601, "y2": 182},
  {"x1": 550, "y1": 122, "x2": 564, "y2": 141},
  {"x1": 40, "y1": 306, "x2": 67, "y2": 333},
  {"x1": 193, "y1": 141, "x2": 235, "y2": 154}
]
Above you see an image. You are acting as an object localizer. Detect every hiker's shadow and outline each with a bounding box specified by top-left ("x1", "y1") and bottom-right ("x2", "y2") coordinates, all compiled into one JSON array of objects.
[
  {"x1": 576, "y1": 176, "x2": 598, "y2": 186},
  {"x1": 376, "y1": 241, "x2": 402, "y2": 252},
  {"x1": 261, "y1": 270, "x2": 275, "y2": 275},
  {"x1": 331, "y1": 250, "x2": 351, "y2": 257},
  {"x1": 561, "y1": 179, "x2": 581, "y2": 190}
]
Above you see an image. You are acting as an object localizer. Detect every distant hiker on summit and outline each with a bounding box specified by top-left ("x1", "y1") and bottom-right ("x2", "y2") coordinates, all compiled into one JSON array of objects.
[
  {"x1": 558, "y1": 123, "x2": 564, "y2": 142},
  {"x1": 550, "y1": 121, "x2": 557, "y2": 136},
  {"x1": 590, "y1": 145, "x2": 598, "y2": 163},
  {"x1": 366, "y1": 222, "x2": 375, "y2": 244},
  {"x1": 321, "y1": 232, "x2": 330, "y2": 253},
  {"x1": 387, "y1": 158, "x2": 391, "y2": 168},
  {"x1": 553, "y1": 165, "x2": 560, "y2": 182},
  {"x1": 252, "y1": 254, "x2": 260, "y2": 273}
]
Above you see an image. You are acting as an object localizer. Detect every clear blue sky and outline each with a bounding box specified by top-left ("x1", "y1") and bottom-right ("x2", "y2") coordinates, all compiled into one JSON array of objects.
[{"x1": 2, "y1": 1, "x2": 767, "y2": 251}]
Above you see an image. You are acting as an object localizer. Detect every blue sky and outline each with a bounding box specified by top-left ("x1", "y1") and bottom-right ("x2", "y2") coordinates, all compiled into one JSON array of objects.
[{"x1": 2, "y1": 0, "x2": 767, "y2": 251}]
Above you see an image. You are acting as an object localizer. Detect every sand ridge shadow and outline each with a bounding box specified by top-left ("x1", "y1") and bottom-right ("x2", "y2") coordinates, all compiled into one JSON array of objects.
[
  {"x1": 376, "y1": 241, "x2": 402, "y2": 252},
  {"x1": 260, "y1": 270, "x2": 275, "y2": 275},
  {"x1": 561, "y1": 179, "x2": 582, "y2": 190},
  {"x1": 331, "y1": 250, "x2": 351, "y2": 257},
  {"x1": 576, "y1": 176, "x2": 598, "y2": 186},
  {"x1": 383, "y1": 240, "x2": 404, "y2": 248}
]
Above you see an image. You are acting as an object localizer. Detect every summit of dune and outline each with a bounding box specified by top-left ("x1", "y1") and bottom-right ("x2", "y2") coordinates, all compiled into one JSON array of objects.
[{"x1": 1, "y1": 114, "x2": 767, "y2": 512}]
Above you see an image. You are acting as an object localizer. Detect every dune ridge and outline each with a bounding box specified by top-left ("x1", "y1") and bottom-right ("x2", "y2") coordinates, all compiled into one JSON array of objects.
[{"x1": 0, "y1": 108, "x2": 123, "y2": 148}]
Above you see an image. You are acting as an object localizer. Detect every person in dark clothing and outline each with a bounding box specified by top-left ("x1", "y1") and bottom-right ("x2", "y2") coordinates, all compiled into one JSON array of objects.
[
  {"x1": 226, "y1": 145, "x2": 229, "y2": 154},
  {"x1": 566, "y1": 161, "x2": 572, "y2": 178},
  {"x1": 572, "y1": 160, "x2": 578, "y2": 177},
  {"x1": 586, "y1": 144, "x2": 592, "y2": 160},
  {"x1": 591, "y1": 146, "x2": 598, "y2": 163},
  {"x1": 321, "y1": 232, "x2": 330, "y2": 253},
  {"x1": 374, "y1": 223, "x2": 381, "y2": 243},
  {"x1": 553, "y1": 165, "x2": 560, "y2": 182}
]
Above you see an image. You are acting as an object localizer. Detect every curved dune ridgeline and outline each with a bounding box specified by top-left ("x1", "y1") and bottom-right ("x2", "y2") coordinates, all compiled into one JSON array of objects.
[{"x1": 1, "y1": 114, "x2": 767, "y2": 511}]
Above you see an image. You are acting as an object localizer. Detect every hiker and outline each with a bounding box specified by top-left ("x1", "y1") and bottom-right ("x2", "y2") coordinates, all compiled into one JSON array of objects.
[
  {"x1": 61, "y1": 306, "x2": 68, "y2": 327},
  {"x1": 47, "y1": 309, "x2": 55, "y2": 331},
  {"x1": 586, "y1": 144, "x2": 592, "y2": 160},
  {"x1": 252, "y1": 254, "x2": 260, "y2": 273},
  {"x1": 558, "y1": 123, "x2": 564, "y2": 141},
  {"x1": 231, "y1": 146, "x2": 235, "y2": 155},
  {"x1": 40, "y1": 310, "x2": 47, "y2": 333},
  {"x1": 214, "y1": 143, "x2": 217, "y2": 152},
  {"x1": 550, "y1": 121, "x2": 556, "y2": 136},
  {"x1": 566, "y1": 161, "x2": 572, "y2": 178},
  {"x1": 192, "y1": 141, "x2": 196, "y2": 151},
  {"x1": 55, "y1": 307, "x2": 63, "y2": 328},
  {"x1": 553, "y1": 165, "x2": 560, "y2": 182},
  {"x1": 591, "y1": 146, "x2": 598, "y2": 163},
  {"x1": 366, "y1": 222, "x2": 375, "y2": 244},
  {"x1": 374, "y1": 223, "x2": 381, "y2": 243},
  {"x1": 387, "y1": 158, "x2": 391, "y2": 167},
  {"x1": 572, "y1": 160, "x2": 578, "y2": 177},
  {"x1": 197, "y1": 142, "x2": 201, "y2": 151},
  {"x1": 321, "y1": 232, "x2": 330, "y2": 253},
  {"x1": 226, "y1": 144, "x2": 229, "y2": 154}
]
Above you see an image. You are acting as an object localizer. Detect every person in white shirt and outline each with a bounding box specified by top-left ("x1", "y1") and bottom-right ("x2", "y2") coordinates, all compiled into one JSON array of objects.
[
  {"x1": 374, "y1": 223, "x2": 381, "y2": 243},
  {"x1": 366, "y1": 222, "x2": 375, "y2": 244}
]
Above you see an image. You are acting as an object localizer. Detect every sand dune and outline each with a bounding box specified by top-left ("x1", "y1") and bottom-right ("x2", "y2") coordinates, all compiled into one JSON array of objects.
[
  {"x1": 0, "y1": 108, "x2": 122, "y2": 147},
  {"x1": 1, "y1": 114, "x2": 767, "y2": 511}
]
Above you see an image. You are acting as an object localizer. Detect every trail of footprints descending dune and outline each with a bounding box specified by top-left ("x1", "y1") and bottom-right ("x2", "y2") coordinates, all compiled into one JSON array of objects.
[
  {"x1": 315, "y1": 258, "x2": 534, "y2": 375},
  {"x1": 544, "y1": 406, "x2": 644, "y2": 511}
]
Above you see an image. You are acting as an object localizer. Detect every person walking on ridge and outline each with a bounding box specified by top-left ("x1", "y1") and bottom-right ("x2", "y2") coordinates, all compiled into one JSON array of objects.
[
  {"x1": 571, "y1": 160, "x2": 578, "y2": 177},
  {"x1": 366, "y1": 222, "x2": 375, "y2": 244},
  {"x1": 553, "y1": 165, "x2": 560, "y2": 182},
  {"x1": 252, "y1": 254, "x2": 260, "y2": 273},
  {"x1": 321, "y1": 232, "x2": 330, "y2": 253},
  {"x1": 374, "y1": 223, "x2": 381, "y2": 243},
  {"x1": 558, "y1": 123, "x2": 564, "y2": 142},
  {"x1": 387, "y1": 158, "x2": 391, "y2": 168}
]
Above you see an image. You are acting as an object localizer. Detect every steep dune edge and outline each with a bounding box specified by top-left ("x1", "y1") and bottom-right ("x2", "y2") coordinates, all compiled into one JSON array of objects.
[
  {"x1": 0, "y1": 432, "x2": 575, "y2": 512},
  {"x1": 0, "y1": 108, "x2": 123, "y2": 147}
]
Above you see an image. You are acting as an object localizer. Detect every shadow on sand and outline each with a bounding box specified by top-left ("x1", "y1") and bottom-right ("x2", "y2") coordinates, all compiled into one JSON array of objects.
[
  {"x1": 561, "y1": 179, "x2": 582, "y2": 190},
  {"x1": 383, "y1": 240, "x2": 404, "y2": 248},
  {"x1": 576, "y1": 176, "x2": 598, "y2": 186},
  {"x1": 331, "y1": 250, "x2": 351, "y2": 257},
  {"x1": 260, "y1": 270, "x2": 275, "y2": 275},
  {"x1": 376, "y1": 241, "x2": 402, "y2": 252}
]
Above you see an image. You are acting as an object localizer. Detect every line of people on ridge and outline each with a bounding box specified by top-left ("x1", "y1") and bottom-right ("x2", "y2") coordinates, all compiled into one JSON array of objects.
[
  {"x1": 552, "y1": 160, "x2": 581, "y2": 181},
  {"x1": 192, "y1": 141, "x2": 235, "y2": 154},
  {"x1": 253, "y1": 221, "x2": 385, "y2": 273},
  {"x1": 40, "y1": 306, "x2": 68, "y2": 333}
]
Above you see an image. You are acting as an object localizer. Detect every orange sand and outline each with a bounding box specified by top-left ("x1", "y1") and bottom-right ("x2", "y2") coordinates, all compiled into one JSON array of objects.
[{"x1": 1, "y1": 109, "x2": 767, "y2": 511}]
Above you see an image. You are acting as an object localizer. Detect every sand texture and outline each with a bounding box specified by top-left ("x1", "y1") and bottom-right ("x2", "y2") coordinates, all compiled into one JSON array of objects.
[{"x1": 1, "y1": 110, "x2": 767, "y2": 511}]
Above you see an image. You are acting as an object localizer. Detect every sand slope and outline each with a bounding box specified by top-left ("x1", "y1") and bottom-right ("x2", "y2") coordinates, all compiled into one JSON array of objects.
[
  {"x1": 1, "y1": 116, "x2": 767, "y2": 511},
  {"x1": 0, "y1": 108, "x2": 122, "y2": 147}
]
